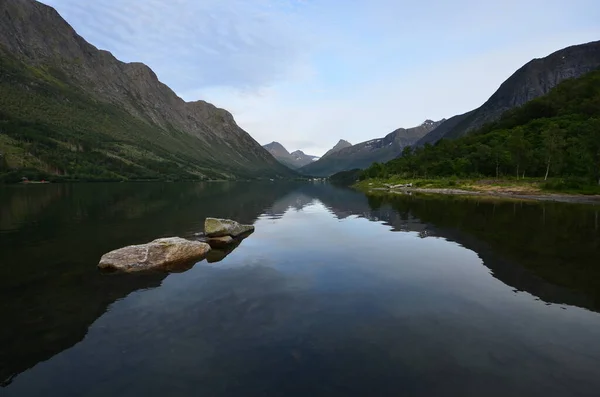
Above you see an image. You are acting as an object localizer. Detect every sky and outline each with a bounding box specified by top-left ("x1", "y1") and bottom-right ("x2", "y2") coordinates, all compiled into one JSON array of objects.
[{"x1": 41, "y1": 0, "x2": 600, "y2": 156}]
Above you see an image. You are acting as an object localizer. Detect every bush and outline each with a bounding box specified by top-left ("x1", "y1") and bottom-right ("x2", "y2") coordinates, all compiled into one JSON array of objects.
[{"x1": 542, "y1": 177, "x2": 600, "y2": 194}]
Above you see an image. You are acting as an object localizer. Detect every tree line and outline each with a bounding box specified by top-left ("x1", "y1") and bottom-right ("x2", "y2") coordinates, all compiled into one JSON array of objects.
[{"x1": 360, "y1": 69, "x2": 600, "y2": 186}]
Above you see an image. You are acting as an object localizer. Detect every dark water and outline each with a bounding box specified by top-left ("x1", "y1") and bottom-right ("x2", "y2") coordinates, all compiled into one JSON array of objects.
[{"x1": 2, "y1": 182, "x2": 600, "y2": 397}]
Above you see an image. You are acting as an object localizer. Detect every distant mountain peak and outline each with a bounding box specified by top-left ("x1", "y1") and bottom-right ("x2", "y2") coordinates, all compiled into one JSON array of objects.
[
  {"x1": 299, "y1": 120, "x2": 443, "y2": 176},
  {"x1": 263, "y1": 142, "x2": 291, "y2": 156},
  {"x1": 262, "y1": 143, "x2": 318, "y2": 169},
  {"x1": 421, "y1": 119, "x2": 443, "y2": 127},
  {"x1": 322, "y1": 140, "x2": 352, "y2": 158}
]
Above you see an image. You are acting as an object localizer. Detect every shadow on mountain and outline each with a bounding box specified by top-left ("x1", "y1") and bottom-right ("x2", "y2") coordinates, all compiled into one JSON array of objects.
[{"x1": 0, "y1": 181, "x2": 298, "y2": 386}]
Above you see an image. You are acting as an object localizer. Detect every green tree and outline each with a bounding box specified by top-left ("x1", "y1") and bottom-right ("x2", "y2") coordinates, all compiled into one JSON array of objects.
[
  {"x1": 580, "y1": 119, "x2": 600, "y2": 185},
  {"x1": 489, "y1": 136, "x2": 511, "y2": 179},
  {"x1": 471, "y1": 143, "x2": 492, "y2": 175},
  {"x1": 0, "y1": 152, "x2": 7, "y2": 172},
  {"x1": 541, "y1": 124, "x2": 566, "y2": 180},
  {"x1": 507, "y1": 127, "x2": 530, "y2": 179}
]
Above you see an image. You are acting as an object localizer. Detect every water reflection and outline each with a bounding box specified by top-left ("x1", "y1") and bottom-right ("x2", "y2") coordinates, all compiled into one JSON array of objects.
[
  {"x1": 1, "y1": 182, "x2": 600, "y2": 394},
  {"x1": 0, "y1": 182, "x2": 299, "y2": 385},
  {"x1": 271, "y1": 186, "x2": 600, "y2": 312},
  {"x1": 360, "y1": 193, "x2": 600, "y2": 311}
]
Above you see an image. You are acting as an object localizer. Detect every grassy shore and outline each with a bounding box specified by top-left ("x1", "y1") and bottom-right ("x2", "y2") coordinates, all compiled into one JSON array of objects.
[{"x1": 354, "y1": 177, "x2": 600, "y2": 198}]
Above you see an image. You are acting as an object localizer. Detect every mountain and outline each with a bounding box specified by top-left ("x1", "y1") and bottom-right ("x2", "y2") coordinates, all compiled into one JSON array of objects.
[
  {"x1": 322, "y1": 140, "x2": 352, "y2": 158},
  {"x1": 0, "y1": 0, "x2": 294, "y2": 182},
  {"x1": 263, "y1": 142, "x2": 293, "y2": 167},
  {"x1": 418, "y1": 40, "x2": 600, "y2": 146},
  {"x1": 415, "y1": 111, "x2": 475, "y2": 146},
  {"x1": 299, "y1": 120, "x2": 444, "y2": 177},
  {"x1": 291, "y1": 150, "x2": 319, "y2": 166},
  {"x1": 262, "y1": 142, "x2": 319, "y2": 169},
  {"x1": 364, "y1": 69, "x2": 600, "y2": 183}
]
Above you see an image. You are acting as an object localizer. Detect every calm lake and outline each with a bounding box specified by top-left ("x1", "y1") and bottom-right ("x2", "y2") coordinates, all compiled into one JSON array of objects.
[{"x1": 1, "y1": 182, "x2": 600, "y2": 397}]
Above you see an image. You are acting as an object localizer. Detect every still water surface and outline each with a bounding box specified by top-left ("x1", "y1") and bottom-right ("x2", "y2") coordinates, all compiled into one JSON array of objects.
[{"x1": 1, "y1": 182, "x2": 600, "y2": 396}]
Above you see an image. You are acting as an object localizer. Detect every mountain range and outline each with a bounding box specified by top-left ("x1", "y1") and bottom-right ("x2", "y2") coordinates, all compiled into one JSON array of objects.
[
  {"x1": 322, "y1": 140, "x2": 352, "y2": 158},
  {"x1": 1, "y1": 0, "x2": 599, "y2": 182},
  {"x1": 301, "y1": 40, "x2": 600, "y2": 177},
  {"x1": 262, "y1": 142, "x2": 319, "y2": 169},
  {"x1": 0, "y1": 0, "x2": 293, "y2": 182},
  {"x1": 299, "y1": 120, "x2": 444, "y2": 177}
]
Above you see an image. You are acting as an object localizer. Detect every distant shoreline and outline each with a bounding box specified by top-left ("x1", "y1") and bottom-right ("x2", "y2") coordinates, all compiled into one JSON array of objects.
[
  {"x1": 370, "y1": 187, "x2": 600, "y2": 205},
  {"x1": 356, "y1": 179, "x2": 600, "y2": 205}
]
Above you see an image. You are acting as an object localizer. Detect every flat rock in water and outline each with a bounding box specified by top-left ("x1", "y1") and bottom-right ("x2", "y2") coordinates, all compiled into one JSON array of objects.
[
  {"x1": 205, "y1": 218, "x2": 254, "y2": 237},
  {"x1": 98, "y1": 237, "x2": 211, "y2": 273}
]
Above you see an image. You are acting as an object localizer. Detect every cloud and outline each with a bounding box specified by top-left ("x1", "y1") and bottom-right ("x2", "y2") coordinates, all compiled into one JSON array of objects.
[
  {"x1": 41, "y1": 0, "x2": 600, "y2": 156},
  {"x1": 41, "y1": 0, "x2": 314, "y2": 92},
  {"x1": 196, "y1": 29, "x2": 600, "y2": 156}
]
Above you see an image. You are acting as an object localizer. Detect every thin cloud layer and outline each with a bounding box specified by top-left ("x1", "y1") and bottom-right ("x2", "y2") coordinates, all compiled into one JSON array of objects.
[
  {"x1": 41, "y1": 0, "x2": 600, "y2": 156},
  {"x1": 42, "y1": 0, "x2": 312, "y2": 91}
]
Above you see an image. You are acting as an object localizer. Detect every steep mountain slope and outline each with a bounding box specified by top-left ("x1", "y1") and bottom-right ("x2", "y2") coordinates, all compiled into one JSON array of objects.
[
  {"x1": 322, "y1": 140, "x2": 352, "y2": 158},
  {"x1": 0, "y1": 0, "x2": 293, "y2": 181},
  {"x1": 262, "y1": 142, "x2": 318, "y2": 169},
  {"x1": 420, "y1": 40, "x2": 600, "y2": 145},
  {"x1": 300, "y1": 120, "x2": 443, "y2": 177},
  {"x1": 415, "y1": 111, "x2": 475, "y2": 146},
  {"x1": 263, "y1": 142, "x2": 295, "y2": 168},
  {"x1": 363, "y1": 69, "x2": 600, "y2": 183}
]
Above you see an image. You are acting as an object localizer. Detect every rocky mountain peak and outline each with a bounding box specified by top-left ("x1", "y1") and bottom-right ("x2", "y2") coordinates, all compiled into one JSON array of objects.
[
  {"x1": 262, "y1": 143, "x2": 318, "y2": 169},
  {"x1": 322, "y1": 140, "x2": 352, "y2": 158},
  {"x1": 264, "y1": 142, "x2": 289, "y2": 153},
  {"x1": 300, "y1": 120, "x2": 443, "y2": 176}
]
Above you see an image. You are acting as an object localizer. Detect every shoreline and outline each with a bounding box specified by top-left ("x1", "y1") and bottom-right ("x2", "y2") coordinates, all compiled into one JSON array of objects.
[{"x1": 365, "y1": 186, "x2": 600, "y2": 205}]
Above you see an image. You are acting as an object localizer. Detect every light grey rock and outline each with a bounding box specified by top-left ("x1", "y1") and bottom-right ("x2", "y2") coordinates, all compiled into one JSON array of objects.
[
  {"x1": 98, "y1": 237, "x2": 210, "y2": 273},
  {"x1": 204, "y1": 218, "x2": 254, "y2": 238}
]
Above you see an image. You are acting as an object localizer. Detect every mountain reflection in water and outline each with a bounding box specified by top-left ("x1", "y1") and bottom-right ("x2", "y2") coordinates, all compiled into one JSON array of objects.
[{"x1": 1, "y1": 182, "x2": 599, "y2": 396}]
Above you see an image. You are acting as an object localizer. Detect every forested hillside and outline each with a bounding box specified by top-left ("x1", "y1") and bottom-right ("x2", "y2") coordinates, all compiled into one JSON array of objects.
[
  {"x1": 361, "y1": 69, "x2": 600, "y2": 185},
  {"x1": 0, "y1": 0, "x2": 293, "y2": 183}
]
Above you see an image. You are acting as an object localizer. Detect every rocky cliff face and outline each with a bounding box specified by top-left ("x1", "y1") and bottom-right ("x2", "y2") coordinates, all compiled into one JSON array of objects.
[
  {"x1": 300, "y1": 120, "x2": 443, "y2": 177},
  {"x1": 0, "y1": 0, "x2": 292, "y2": 180},
  {"x1": 420, "y1": 40, "x2": 600, "y2": 144}
]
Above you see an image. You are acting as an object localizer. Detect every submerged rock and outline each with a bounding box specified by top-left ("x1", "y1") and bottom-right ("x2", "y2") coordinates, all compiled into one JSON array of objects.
[
  {"x1": 206, "y1": 240, "x2": 242, "y2": 264},
  {"x1": 205, "y1": 218, "x2": 254, "y2": 238},
  {"x1": 206, "y1": 249, "x2": 229, "y2": 264},
  {"x1": 98, "y1": 237, "x2": 211, "y2": 273},
  {"x1": 205, "y1": 229, "x2": 254, "y2": 263},
  {"x1": 207, "y1": 236, "x2": 235, "y2": 249}
]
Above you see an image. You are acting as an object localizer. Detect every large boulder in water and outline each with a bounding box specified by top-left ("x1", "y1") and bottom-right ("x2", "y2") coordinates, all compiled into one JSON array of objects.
[
  {"x1": 205, "y1": 218, "x2": 254, "y2": 238},
  {"x1": 98, "y1": 237, "x2": 211, "y2": 273}
]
